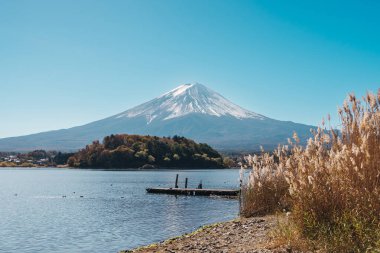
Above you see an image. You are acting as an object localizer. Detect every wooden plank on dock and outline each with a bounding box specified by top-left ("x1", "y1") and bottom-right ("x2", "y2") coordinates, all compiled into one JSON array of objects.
[{"x1": 146, "y1": 187, "x2": 239, "y2": 196}]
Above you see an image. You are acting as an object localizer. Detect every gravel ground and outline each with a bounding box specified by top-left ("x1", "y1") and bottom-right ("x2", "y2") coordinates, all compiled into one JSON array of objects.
[{"x1": 120, "y1": 216, "x2": 292, "y2": 253}]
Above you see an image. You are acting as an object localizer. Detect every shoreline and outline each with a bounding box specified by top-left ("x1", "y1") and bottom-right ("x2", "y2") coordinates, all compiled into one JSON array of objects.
[
  {"x1": 120, "y1": 215, "x2": 288, "y2": 253},
  {"x1": 0, "y1": 166, "x2": 239, "y2": 171}
]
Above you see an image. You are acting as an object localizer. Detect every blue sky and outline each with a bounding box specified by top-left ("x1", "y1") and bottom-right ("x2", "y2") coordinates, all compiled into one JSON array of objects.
[{"x1": 0, "y1": 0, "x2": 379, "y2": 138}]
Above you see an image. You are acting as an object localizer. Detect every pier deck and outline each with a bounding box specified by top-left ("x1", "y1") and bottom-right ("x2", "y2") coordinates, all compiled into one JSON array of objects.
[{"x1": 146, "y1": 187, "x2": 239, "y2": 196}]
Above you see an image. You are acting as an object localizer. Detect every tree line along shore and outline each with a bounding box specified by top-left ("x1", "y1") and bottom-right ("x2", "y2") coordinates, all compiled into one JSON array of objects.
[{"x1": 0, "y1": 135, "x2": 240, "y2": 169}]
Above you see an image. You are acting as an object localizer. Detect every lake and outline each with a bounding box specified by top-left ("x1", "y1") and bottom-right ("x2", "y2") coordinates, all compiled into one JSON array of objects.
[{"x1": 0, "y1": 168, "x2": 240, "y2": 253}]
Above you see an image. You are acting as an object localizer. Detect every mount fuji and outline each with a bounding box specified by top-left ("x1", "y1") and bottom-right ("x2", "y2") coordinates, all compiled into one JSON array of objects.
[{"x1": 0, "y1": 83, "x2": 314, "y2": 152}]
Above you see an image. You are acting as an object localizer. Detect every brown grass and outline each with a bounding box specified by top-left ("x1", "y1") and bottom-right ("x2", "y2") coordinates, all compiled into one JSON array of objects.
[
  {"x1": 241, "y1": 89, "x2": 380, "y2": 252},
  {"x1": 240, "y1": 152, "x2": 290, "y2": 217}
]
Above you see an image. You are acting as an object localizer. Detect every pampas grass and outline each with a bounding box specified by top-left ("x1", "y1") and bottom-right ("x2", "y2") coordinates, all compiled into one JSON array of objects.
[
  {"x1": 240, "y1": 150, "x2": 290, "y2": 217},
  {"x1": 241, "y1": 89, "x2": 380, "y2": 252}
]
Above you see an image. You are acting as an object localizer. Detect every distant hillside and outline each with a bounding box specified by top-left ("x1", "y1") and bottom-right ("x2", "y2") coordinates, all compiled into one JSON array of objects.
[{"x1": 67, "y1": 134, "x2": 225, "y2": 169}]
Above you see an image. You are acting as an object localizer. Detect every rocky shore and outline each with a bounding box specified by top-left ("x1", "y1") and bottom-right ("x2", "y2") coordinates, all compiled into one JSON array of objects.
[{"x1": 120, "y1": 216, "x2": 291, "y2": 253}]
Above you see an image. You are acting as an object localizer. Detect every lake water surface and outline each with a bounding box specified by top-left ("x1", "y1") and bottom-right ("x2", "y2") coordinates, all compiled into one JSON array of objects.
[{"x1": 0, "y1": 168, "x2": 239, "y2": 253}]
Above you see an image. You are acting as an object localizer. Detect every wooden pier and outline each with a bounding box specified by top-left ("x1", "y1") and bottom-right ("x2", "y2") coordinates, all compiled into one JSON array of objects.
[
  {"x1": 146, "y1": 174, "x2": 239, "y2": 197},
  {"x1": 146, "y1": 187, "x2": 239, "y2": 196}
]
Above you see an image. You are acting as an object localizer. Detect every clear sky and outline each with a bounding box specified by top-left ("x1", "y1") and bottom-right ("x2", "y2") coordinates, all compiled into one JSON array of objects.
[{"x1": 1, "y1": 0, "x2": 379, "y2": 138}]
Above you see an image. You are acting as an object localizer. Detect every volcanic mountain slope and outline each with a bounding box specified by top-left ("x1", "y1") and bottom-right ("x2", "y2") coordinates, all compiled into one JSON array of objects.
[{"x1": 0, "y1": 83, "x2": 314, "y2": 152}]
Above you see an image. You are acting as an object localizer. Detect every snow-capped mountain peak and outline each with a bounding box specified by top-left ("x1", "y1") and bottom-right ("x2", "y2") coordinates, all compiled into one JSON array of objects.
[
  {"x1": 116, "y1": 83, "x2": 265, "y2": 123},
  {"x1": 0, "y1": 82, "x2": 314, "y2": 152},
  {"x1": 163, "y1": 83, "x2": 195, "y2": 97}
]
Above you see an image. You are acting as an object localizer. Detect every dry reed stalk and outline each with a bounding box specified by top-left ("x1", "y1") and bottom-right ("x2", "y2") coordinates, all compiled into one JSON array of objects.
[{"x1": 241, "y1": 89, "x2": 380, "y2": 252}]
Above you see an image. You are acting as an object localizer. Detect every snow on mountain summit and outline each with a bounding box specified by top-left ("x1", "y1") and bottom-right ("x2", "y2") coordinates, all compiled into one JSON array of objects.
[
  {"x1": 116, "y1": 83, "x2": 265, "y2": 123},
  {"x1": 0, "y1": 82, "x2": 314, "y2": 151}
]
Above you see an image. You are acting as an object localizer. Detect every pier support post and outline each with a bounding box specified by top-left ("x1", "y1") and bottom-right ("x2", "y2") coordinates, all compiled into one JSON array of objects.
[
  {"x1": 175, "y1": 174, "x2": 179, "y2": 188},
  {"x1": 185, "y1": 178, "x2": 188, "y2": 188}
]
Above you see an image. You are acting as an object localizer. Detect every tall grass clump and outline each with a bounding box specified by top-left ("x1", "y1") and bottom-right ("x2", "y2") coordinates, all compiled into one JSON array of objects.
[
  {"x1": 287, "y1": 91, "x2": 380, "y2": 252},
  {"x1": 240, "y1": 149, "x2": 290, "y2": 217},
  {"x1": 241, "y1": 90, "x2": 380, "y2": 252}
]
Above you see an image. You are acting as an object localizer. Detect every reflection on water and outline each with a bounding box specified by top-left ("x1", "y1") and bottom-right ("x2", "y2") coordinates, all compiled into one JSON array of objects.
[{"x1": 0, "y1": 168, "x2": 239, "y2": 253}]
